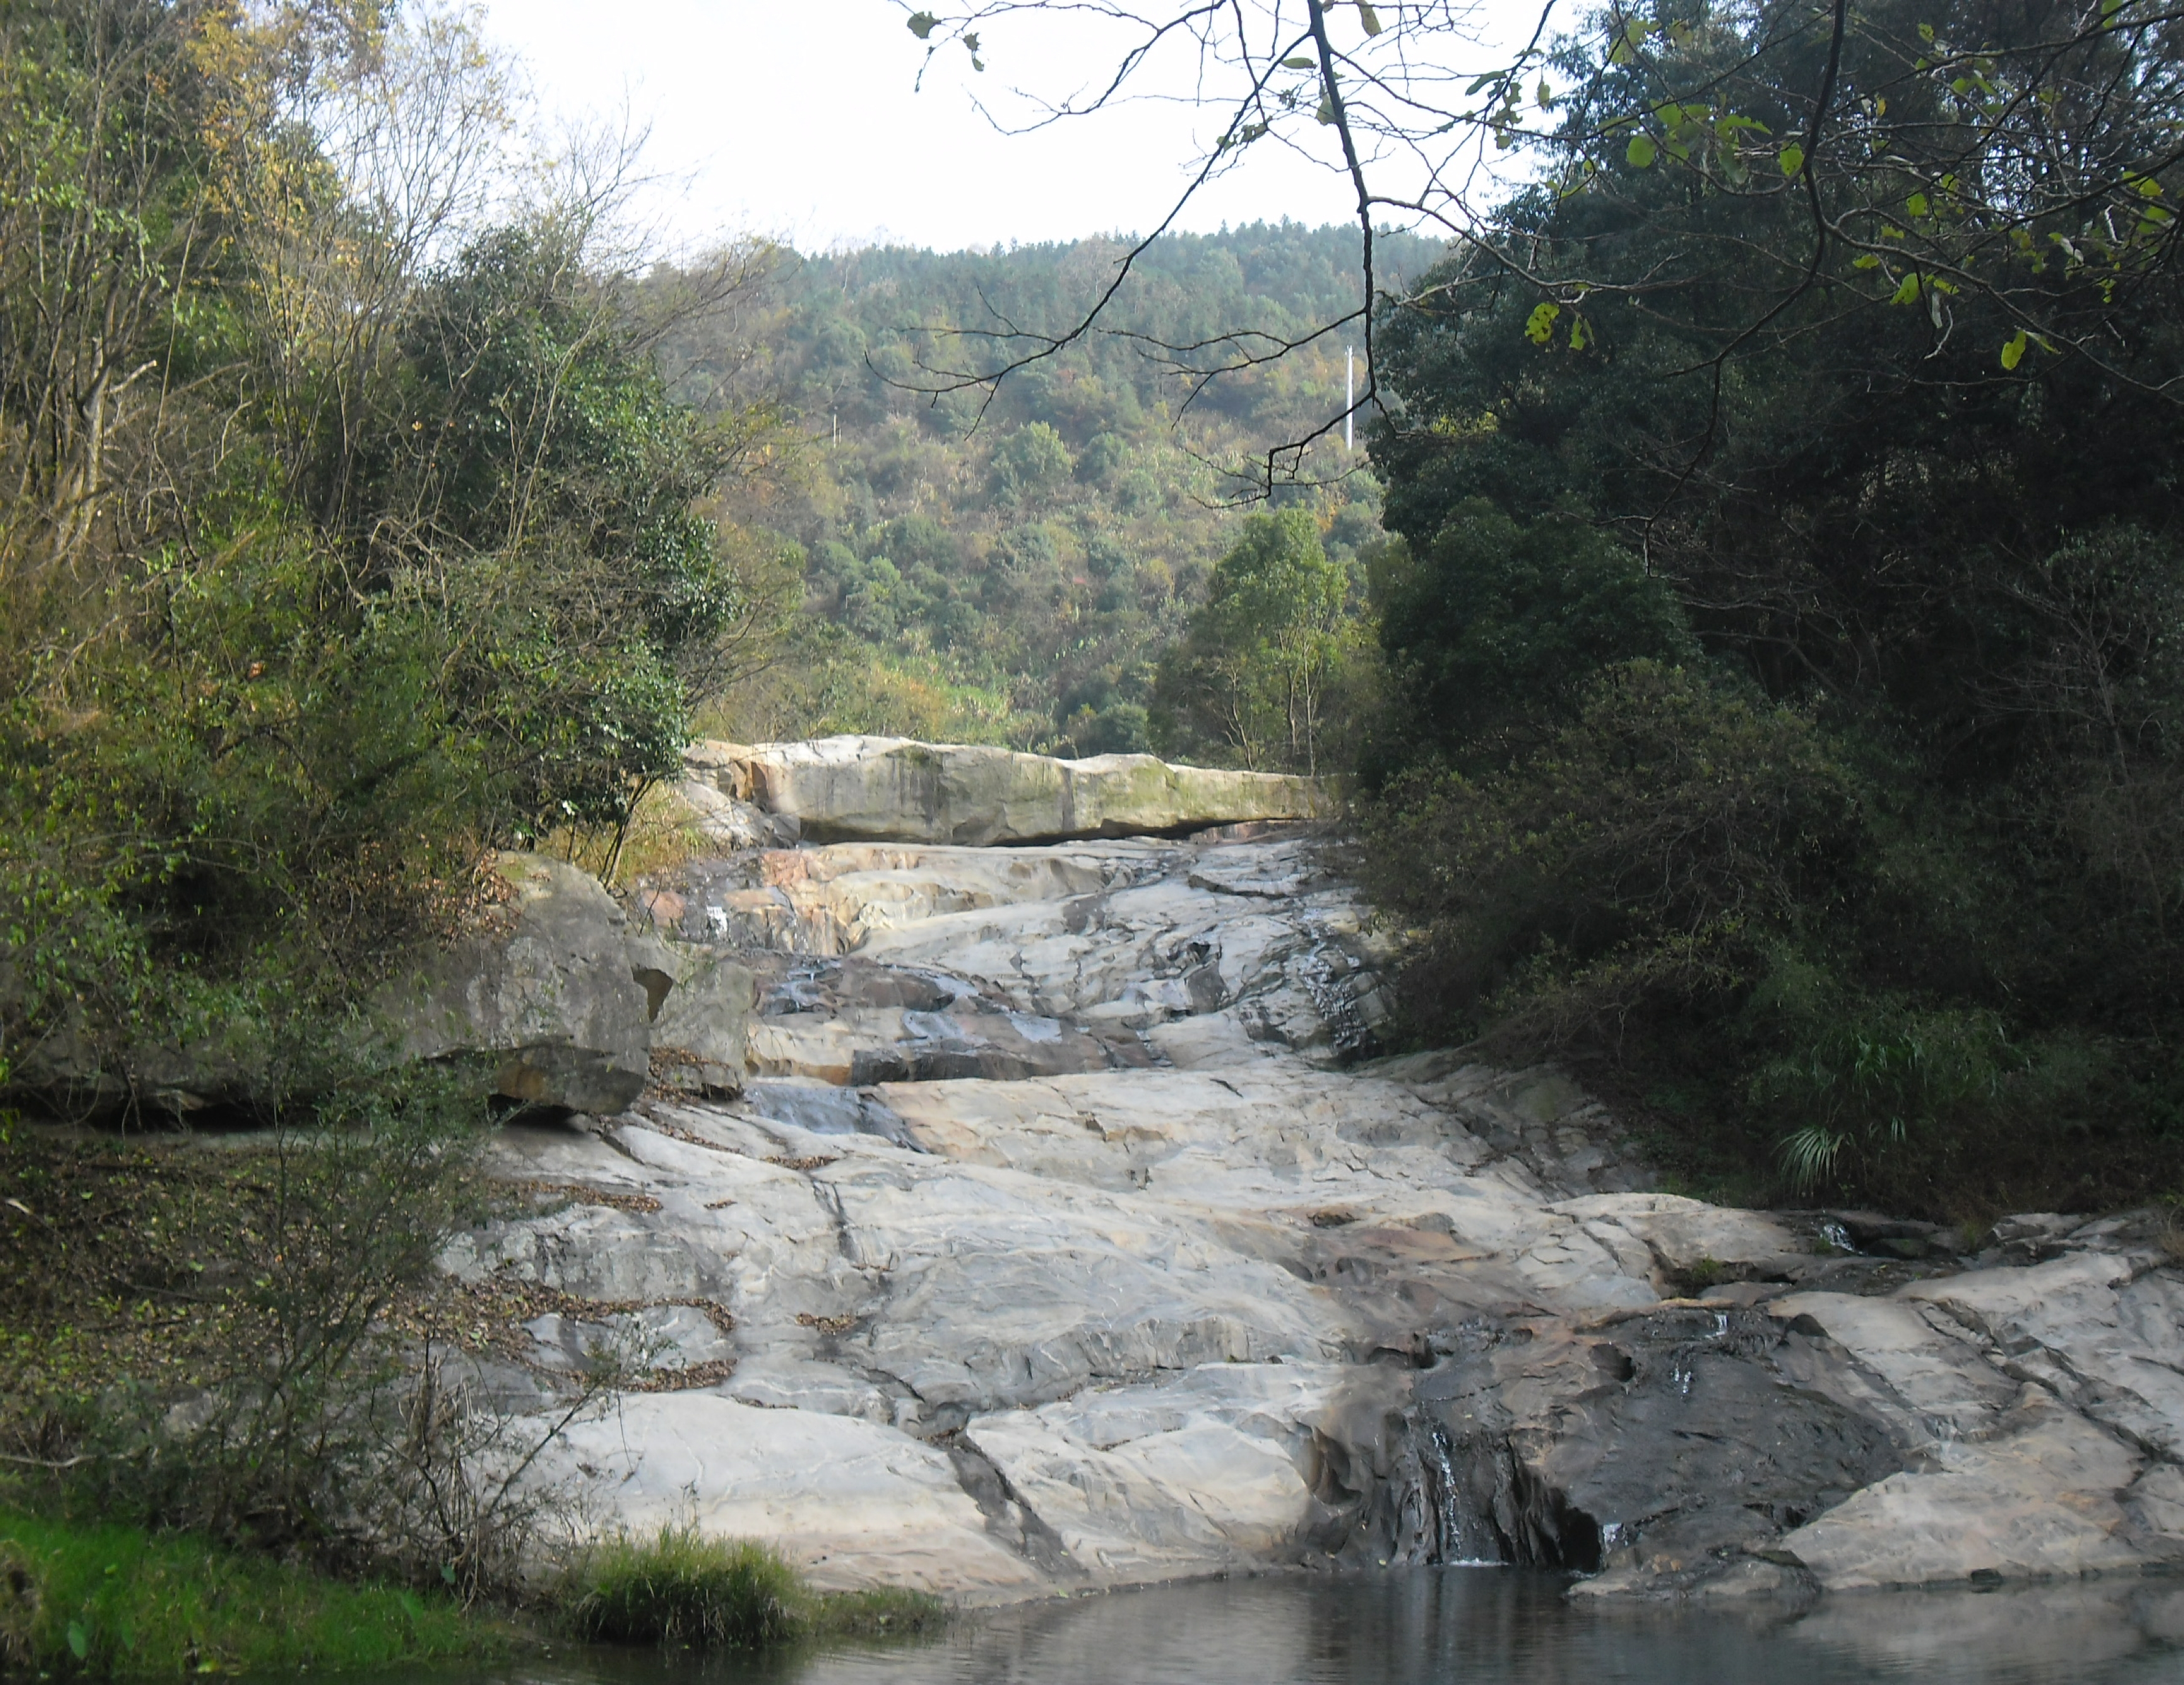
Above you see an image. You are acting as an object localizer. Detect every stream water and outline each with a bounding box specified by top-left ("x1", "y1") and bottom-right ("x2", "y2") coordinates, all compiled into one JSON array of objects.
[{"x1": 398, "y1": 1569, "x2": 2184, "y2": 1685}]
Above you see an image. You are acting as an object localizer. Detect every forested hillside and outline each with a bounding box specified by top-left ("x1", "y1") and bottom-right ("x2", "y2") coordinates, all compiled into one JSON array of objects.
[{"x1": 653, "y1": 226, "x2": 1439, "y2": 755}]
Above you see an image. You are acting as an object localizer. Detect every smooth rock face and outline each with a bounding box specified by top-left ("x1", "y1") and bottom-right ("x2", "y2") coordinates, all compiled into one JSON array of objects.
[
  {"x1": 1780, "y1": 1392, "x2": 2147, "y2": 1589},
  {"x1": 681, "y1": 736, "x2": 1326, "y2": 846},
  {"x1": 440, "y1": 800, "x2": 2184, "y2": 1604},
  {"x1": 525, "y1": 1392, "x2": 1045, "y2": 1595}
]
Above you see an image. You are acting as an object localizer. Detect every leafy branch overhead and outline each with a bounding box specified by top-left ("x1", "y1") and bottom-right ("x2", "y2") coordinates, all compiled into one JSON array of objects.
[{"x1": 876, "y1": 0, "x2": 2178, "y2": 497}]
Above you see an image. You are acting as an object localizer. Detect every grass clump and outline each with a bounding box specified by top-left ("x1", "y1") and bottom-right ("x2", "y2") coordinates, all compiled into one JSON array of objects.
[
  {"x1": 0, "y1": 1510, "x2": 499, "y2": 1678},
  {"x1": 570, "y1": 1528, "x2": 801, "y2": 1649},
  {"x1": 567, "y1": 1525, "x2": 942, "y2": 1652}
]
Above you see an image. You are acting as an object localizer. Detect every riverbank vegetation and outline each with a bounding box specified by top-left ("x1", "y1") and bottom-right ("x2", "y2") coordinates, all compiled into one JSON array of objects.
[
  {"x1": 0, "y1": 1095, "x2": 517, "y2": 1577},
  {"x1": 567, "y1": 1525, "x2": 942, "y2": 1652},
  {"x1": 0, "y1": 1096, "x2": 937, "y2": 1659},
  {"x1": 0, "y1": 1511, "x2": 495, "y2": 1678},
  {"x1": 1344, "y1": 0, "x2": 2184, "y2": 1218},
  {"x1": 0, "y1": 1512, "x2": 937, "y2": 1678}
]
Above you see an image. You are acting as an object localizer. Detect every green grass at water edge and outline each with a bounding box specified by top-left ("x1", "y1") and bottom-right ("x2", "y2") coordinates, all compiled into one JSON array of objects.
[
  {"x1": 0, "y1": 1510, "x2": 503, "y2": 1678},
  {"x1": 565, "y1": 1526, "x2": 943, "y2": 1652}
]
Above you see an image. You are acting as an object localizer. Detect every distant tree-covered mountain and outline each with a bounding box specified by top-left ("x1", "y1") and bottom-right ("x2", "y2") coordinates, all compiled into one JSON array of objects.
[{"x1": 654, "y1": 223, "x2": 1440, "y2": 754}]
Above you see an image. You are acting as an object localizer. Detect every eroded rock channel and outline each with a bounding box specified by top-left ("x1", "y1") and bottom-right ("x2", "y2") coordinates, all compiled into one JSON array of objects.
[{"x1": 437, "y1": 738, "x2": 2184, "y2": 1603}]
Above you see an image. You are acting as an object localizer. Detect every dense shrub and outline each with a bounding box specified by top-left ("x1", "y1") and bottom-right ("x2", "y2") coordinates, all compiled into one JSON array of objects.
[
  {"x1": 1355, "y1": 0, "x2": 2184, "y2": 1213},
  {"x1": 0, "y1": 1070, "x2": 490, "y2": 1547},
  {"x1": 0, "y1": 0, "x2": 786, "y2": 1104},
  {"x1": 1361, "y1": 661, "x2": 1861, "y2": 1043},
  {"x1": 1373, "y1": 504, "x2": 1694, "y2": 770}
]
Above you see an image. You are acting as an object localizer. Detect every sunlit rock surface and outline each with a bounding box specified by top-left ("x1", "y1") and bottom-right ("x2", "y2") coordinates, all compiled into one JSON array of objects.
[
  {"x1": 680, "y1": 735, "x2": 1326, "y2": 846},
  {"x1": 441, "y1": 779, "x2": 2184, "y2": 1604}
]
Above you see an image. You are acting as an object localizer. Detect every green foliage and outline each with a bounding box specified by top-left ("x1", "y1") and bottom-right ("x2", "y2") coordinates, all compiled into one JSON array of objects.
[
  {"x1": 0, "y1": 1510, "x2": 495, "y2": 1678},
  {"x1": 988, "y1": 421, "x2": 1075, "y2": 506},
  {"x1": 374, "y1": 220, "x2": 763, "y2": 829},
  {"x1": 1362, "y1": 661, "x2": 1860, "y2": 1035},
  {"x1": 1355, "y1": 0, "x2": 2184, "y2": 1212},
  {"x1": 565, "y1": 1525, "x2": 940, "y2": 1652},
  {"x1": 0, "y1": 2, "x2": 787, "y2": 1100},
  {"x1": 1372, "y1": 501, "x2": 1693, "y2": 768},
  {"x1": 1748, "y1": 968, "x2": 2025, "y2": 1197},
  {"x1": 655, "y1": 223, "x2": 1436, "y2": 753},
  {"x1": 1154, "y1": 508, "x2": 1362, "y2": 772}
]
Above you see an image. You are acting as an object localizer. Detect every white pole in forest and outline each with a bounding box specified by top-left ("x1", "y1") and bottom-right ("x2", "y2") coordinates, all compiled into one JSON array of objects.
[{"x1": 1345, "y1": 347, "x2": 1354, "y2": 451}]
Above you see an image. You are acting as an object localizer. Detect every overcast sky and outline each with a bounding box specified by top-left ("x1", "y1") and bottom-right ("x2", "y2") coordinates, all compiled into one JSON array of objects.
[{"x1": 474, "y1": 1, "x2": 1549, "y2": 254}]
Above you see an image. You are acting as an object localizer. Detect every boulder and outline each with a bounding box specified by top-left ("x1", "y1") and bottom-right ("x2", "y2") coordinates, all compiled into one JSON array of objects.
[
  {"x1": 8, "y1": 854, "x2": 695, "y2": 1120},
  {"x1": 2, "y1": 1010, "x2": 270, "y2": 1119},
  {"x1": 646, "y1": 944, "x2": 756, "y2": 1098},
  {"x1": 525, "y1": 1392, "x2": 1045, "y2": 1595},
  {"x1": 1780, "y1": 1392, "x2": 2149, "y2": 1589},
  {"x1": 681, "y1": 736, "x2": 1327, "y2": 846},
  {"x1": 391, "y1": 853, "x2": 652, "y2": 1113},
  {"x1": 1548, "y1": 1193, "x2": 1809, "y2": 1291}
]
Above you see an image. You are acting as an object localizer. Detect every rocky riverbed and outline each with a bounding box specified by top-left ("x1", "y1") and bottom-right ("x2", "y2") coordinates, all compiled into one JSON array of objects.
[{"x1": 434, "y1": 739, "x2": 2184, "y2": 1604}]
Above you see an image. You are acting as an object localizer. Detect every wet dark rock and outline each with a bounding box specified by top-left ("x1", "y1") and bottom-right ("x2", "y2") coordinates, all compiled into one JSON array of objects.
[{"x1": 1340, "y1": 1309, "x2": 1900, "y2": 1595}]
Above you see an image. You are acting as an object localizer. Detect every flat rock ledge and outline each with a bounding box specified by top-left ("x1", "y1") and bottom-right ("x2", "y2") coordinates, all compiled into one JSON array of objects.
[
  {"x1": 415, "y1": 759, "x2": 2183, "y2": 1610},
  {"x1": 680, "y1": 735, "x2": 1327, "y2": 847}
]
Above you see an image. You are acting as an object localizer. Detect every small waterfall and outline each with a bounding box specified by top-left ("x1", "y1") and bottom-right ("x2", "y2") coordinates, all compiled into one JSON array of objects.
[
  {"x1": 1420, "y1": 1425, "x2": 1506, "y2": 1565},
  {"x1": 1376, "y1": 1407, "x2": 1604, "y2": 1573}
]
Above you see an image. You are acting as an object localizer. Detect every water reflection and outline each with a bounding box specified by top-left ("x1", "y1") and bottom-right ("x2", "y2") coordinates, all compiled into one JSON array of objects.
[{"x1": 456, "y1": 1569, "x2": 2184, "y2": 1685}]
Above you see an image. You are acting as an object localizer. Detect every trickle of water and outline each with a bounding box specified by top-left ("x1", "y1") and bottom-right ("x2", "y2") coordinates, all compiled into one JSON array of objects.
[
  {"x1": 1420, "y1": 1425, "x2": 1507, "y2": 1566},
  {"x1": 1425, "y1": 1430, "x2": 1456, "y2": 1541}
]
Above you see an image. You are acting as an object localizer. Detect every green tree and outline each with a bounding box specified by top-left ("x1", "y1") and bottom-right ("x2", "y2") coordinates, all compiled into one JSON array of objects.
[
  {"x1": 987, "y1": 420, "x2": 1074, "y2": 506},
  {"x1": 1372, "y1": 501, "x2": 1693, "y2": 771},
  {"x1": 0, "y1": 0, "x2": 786, "y2": 1100},
  {"x1": 368, "y1": 217, "x2": 776, "y2": 844},
  {"x1": 1156, "y1": 508, "x2": 1355, "y2": 773},
  {"x1": 1350, "y1": 0, "x2": 2184, "y2": 1209}
]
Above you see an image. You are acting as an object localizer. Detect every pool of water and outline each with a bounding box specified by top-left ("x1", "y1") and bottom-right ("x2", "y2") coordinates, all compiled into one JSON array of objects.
[{"x1": 428, "y1": 1568, "x2": 2184, "y2": 1685}]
